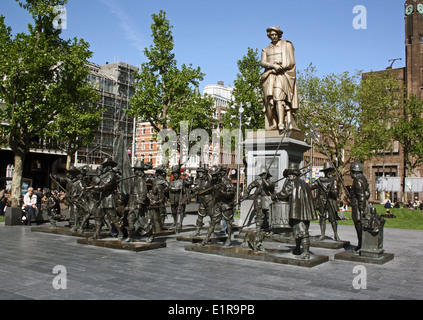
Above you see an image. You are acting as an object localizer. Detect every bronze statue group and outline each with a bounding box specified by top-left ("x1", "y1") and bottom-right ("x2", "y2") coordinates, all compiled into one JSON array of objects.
[
  {"x1": 48, "y1": 159, "x2": 238, "y2": 247},
  {"x1": 47, "y1": 156, "x2": 371, "y2": 260}
]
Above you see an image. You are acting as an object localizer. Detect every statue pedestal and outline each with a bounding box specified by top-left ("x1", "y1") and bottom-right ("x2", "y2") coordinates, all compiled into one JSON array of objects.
[
  {"x1": 334, "y1": 215, "x2": 394, "y2": 264},
  {"x1": 185, "y1": 243, "x2": 329, "y2": 268},
  {"x1": 5, "y1": 207, "x2": 23, "y2": 226},
  {"x1": 360, "y1": 216, "x2": 386, "y2": 259},
  {"x1": 239, "y1": 129, "x2": 310, "y2": 229}
]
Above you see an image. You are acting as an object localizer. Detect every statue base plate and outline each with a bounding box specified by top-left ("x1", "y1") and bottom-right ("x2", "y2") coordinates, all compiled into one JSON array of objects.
[
  {"x1": 185, "y1": 243, "x2": 329, "y2": 268},
  {"x1": 269, "y1": 234, "x2": 350, "y2": 249},
  {"x1": 177, "y1": 233, "x2": 228, "y2": 243},
  {"x1": 236, "y1": 232, "x2": 350, "y2": 249},
  {"x1": 334, "y1": 250, "x2": 394, "y2": 265},
  {"x1": 77, "y1": 238, "x2": 166, "y2": 252},
  {"x1": 31, "y1": 224, "x2": 198, "y2": 238},
  {"x1": 31, "y1": 226, "x2": 107, "y2": 238},
  {"x1": 158, "y1": 224, "x2": 198, "y2": 235}
]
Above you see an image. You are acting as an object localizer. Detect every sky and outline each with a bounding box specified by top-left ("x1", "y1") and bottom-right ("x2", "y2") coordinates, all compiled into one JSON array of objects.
[{"x1": 0, "y1": 0, "x2": 406, "y2": 93}]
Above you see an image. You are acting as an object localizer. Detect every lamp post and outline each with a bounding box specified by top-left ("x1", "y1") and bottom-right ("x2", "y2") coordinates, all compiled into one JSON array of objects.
[{"x1": 236, "y1": 104, "x2": 245, "y2": 212}]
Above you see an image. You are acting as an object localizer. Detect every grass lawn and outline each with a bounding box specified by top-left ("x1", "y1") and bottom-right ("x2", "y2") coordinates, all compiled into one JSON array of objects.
[{"x1": 335, "y1": 204, "x2": 423, "y2": 230}]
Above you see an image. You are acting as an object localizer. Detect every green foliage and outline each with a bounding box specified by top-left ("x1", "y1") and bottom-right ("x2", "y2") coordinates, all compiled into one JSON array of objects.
[
  {"x1": 297, "y1": 64, "x2": 405, "y2": 179},
  {"x1": 353, "y1": 71, "x2": 405, "y2": 162},
  {"x1": 222, "y1": 47, "x2": 265, "y2": 131},
  {"x1": 0, "y1": 0, "x2": 99, "y2": 203},
  {"x1": 297, "y1": 63, "x2": 361, "y2": 176},
  {"x1": 392, "y1": 94, "x2": 423, "y2": 174},
  {"x1": 129, "y1": 10, "x2": 215, "y2": 136}
]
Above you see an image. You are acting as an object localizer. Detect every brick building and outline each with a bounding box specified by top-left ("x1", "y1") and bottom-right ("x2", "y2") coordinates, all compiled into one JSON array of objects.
[{"x1": 362, "y1": 1, "x2": 423, "y2": 203}]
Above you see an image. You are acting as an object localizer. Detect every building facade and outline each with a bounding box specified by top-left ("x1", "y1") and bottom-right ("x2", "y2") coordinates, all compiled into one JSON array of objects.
[
  {"x1": 75, "y1": 61, "x2": 138, "y2": 167},
  {"x1": 362, "y1": 1, "x2": 423, "y2": 203},
  {"x1": 0, "y1": 61, "x2": 138, "y2": 191},
  {"x1": 133, "y1": 81, "x2": 237, "y2": 173}
]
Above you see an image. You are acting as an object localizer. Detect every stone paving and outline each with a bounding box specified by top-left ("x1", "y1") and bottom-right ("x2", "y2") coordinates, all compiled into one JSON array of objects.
[{"x1": 0, "y1": 214, "x2": 422, "y2": 305}]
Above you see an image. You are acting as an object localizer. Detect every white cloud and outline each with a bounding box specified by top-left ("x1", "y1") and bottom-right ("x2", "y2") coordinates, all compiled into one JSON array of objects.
[{"x1": 99, "y1": 0, "x2": 144, "y2": 54}]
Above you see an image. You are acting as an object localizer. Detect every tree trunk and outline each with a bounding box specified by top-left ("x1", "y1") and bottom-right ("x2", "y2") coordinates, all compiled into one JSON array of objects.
[
  {"x1": 66, "y1": 154, "x2": 72, "y2": 170},
  {"x1": 11, "y1": 152, "x2": 26, "y2": 207}
]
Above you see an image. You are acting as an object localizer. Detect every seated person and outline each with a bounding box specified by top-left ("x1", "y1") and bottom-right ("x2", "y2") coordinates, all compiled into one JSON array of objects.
[{"x1": 21, "y1": 187, "x2": 38, "y2": 225}]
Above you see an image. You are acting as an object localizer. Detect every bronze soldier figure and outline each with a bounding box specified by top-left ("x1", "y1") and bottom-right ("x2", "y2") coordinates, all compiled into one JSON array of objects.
[
  {"x1": 91, "y1": 158, "x2": 124, "y2": 240},
  {"x1": 350, "y1": 161, "x2": 370, "y2": 252},
  {"x1": 201, "y1": 166, "x2": 236, "y2": 247},
  {"x1": 124, "y1": 161, "x2": 154, "y2": 243},
  {"x1": 78, "y1": 166, "x2": 102, "y2": 234},
  {"x1": 311, "y1": 162, "x2": 341, "y2": 241},
  {"x1": 46, "y1": 189, "x2": 61, "y2": 228},
  {"x1": 191, "y1": 166, "x2": 216, "y2": 236},
  {"x1": 244, "y1": 168, "x2": 275, "y2": 232},
  {"x1": 51, "y1": 166, "x2": 79, "y2": 228},
  {"x1": 151, "y1": 165, "x2": 169, "y2": 227},
  {"x1": 169, "y1": 165, "x2": 188, "y2": 232},
  {"x1": 272, "y1": 162, "x2": 318, "y2": 259},
  {"x1": 71, "y1": 168, "x2": 89, "y2": 232}
]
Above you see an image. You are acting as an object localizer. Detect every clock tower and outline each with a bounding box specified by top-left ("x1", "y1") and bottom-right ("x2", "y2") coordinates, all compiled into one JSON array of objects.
[{"x1": 405, "y1": 0, "x2": 423, "y2": 98}]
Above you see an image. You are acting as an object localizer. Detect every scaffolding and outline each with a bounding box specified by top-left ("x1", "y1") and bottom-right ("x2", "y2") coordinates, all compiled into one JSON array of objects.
[{"x1": 75, "y1": 60, "x2": 137, "y2": 167}]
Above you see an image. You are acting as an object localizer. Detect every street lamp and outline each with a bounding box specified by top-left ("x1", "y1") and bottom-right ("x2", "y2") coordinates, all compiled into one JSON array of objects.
[{"x1": 236, "y1": 104, "x2": 245, "y2": 212}]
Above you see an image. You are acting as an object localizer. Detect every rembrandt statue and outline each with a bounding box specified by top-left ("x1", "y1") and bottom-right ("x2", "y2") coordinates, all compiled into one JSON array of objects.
[{"x1": 260, "y1": 26, "x2": 298, "y2": 132}]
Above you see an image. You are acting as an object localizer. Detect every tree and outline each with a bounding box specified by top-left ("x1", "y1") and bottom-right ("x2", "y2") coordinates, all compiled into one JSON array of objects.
[
  {"x1": 296, "y1": 64, "x2": 361, "y2": 177},
  {"x1": 45, "y1": 101, "x2": 102, "y2": 169},
  {"x1": 392, "y1": 94, "x2": 423, "y2": 197},
  {"x1": 129, "y1": 10, "x2": 215, "y2": 139},
  {"x1": 221, "y1": 47, "x2": 265, "y2": 131},
  {"x1": 0, "y1": 0, "x2": 98, "y2": 206},
  {"x1": 354, "y1": 71, "x2": 405, "y2": 162}
]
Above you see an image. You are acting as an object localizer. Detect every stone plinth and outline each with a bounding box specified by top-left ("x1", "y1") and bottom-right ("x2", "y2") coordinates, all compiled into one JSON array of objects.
[
  {"x1": 77, "y1": 238, "x2": 166, "y2": 252},
  {"x1": 360, "y1": 216, "x2": 386, "y2": 258},
  {"x1": 5, "y1": 207, "x2": 23, "y2": 226},
  {"x1": 185, "y1": 243, "x2": 329, "y2": 268},
  {"x1": 177, "y1": 234, "x2": 228, "y2": 244},
  {"x1": 334, "y1": 250, "x2": 394, "y2": 265},
  {"x1": 240, "y1": 129, "x2": 310, "y2": 229}
]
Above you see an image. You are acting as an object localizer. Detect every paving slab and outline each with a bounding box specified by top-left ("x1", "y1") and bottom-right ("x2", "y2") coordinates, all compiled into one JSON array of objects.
[{"x1": 1, "y1": 214, "x2": 422, "y2": 309}]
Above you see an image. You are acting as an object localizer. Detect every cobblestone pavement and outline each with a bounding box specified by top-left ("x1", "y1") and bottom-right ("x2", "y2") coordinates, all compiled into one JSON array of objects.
[{"x1": 0, "y1": 214, "x2": 422, "y2": 307}]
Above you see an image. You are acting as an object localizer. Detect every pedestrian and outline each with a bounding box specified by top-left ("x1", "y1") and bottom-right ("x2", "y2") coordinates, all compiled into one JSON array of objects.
[{"x1": 21, "y1": 187, "x2": 38, "y2": 225}]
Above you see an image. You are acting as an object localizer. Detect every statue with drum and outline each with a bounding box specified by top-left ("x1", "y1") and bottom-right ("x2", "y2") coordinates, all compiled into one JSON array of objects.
[
  {"x1": 244, "y1": 168, "x2": 275, "y2": 233},
  {"x1": 272, "y1": 163, "x2": 318, "y2": 259}
]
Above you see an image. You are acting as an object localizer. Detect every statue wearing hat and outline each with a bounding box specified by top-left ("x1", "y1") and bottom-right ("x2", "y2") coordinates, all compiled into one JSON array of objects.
[
  {"x1": 311, "y1": 162, "x2": 341, "y2": 241},
  {"x1": 191, "y1": 166, "x2": 215, "y2": 236},
  {"x1": 50, "y1": 165, "x2": 80, "y2": 229},
  {"x1": 124, "y1": 161, "x2": 154, "y2": 243},
  {"x1": 70, "y1": 167, "x2": 90, "y2": 233},
  {"x1": 349, "y1": 161, "x2": 370, "y2": 252},
  {"x1": 260, "y1": 26, "x2": 298, "y2": 132},
  {"x1": 201, "y1": 165, "x2": 236, "y2": 247},
  {"x1": 168, "y1": 165, "x2": 189, "y2": 232},
  {"x1": 91, "y1": 158, "x2": 124, "y2": 240},
  {"x1": 272, "y1": 162, "x2": 318, "y2": 259},
  {"x1": 151, "y1": 165, "x2": 169, "y2": 226},
  {"x1": 244, "y1": 167, "x2": 275, "y2": 232}
]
